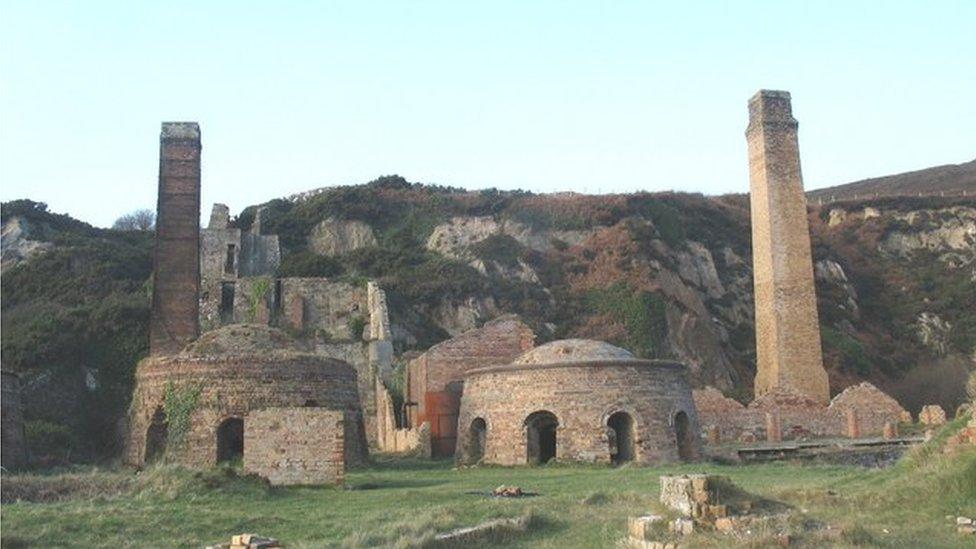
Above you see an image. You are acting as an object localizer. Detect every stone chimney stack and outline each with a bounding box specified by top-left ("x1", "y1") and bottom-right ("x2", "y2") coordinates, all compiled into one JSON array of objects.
[
  {"x1": 746, "y1": 90, "x2": 829, "y2": 405},
  {"x1": 150, "y1": 122, "x2": 201, "y2": 356}
]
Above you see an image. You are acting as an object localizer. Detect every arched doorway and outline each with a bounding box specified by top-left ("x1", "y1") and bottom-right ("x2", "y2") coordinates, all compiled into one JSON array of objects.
[
  {"x1": 607, "y1": 411, "x2": 635, "y2": 465},
  {"x1": 468, "y1": 418, "x2": 487, "y2": 462},
  {"x1": 217, "y1": 417, "x2": 244, "y2": 463},
  {"x1": 525, "y1": 411, "x2": 558, "y2": 464},
  {"x1": 674, "y1": 411, "x2": 695, "y2": 461},
  {"x1": 144, "y1": 407, "x2": 168, "y2": 463}
]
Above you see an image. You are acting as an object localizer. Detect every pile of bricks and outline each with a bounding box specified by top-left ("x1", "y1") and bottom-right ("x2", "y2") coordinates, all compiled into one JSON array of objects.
[{"x1": 626, "y1": 474, "x2": 793, "y2": 546}]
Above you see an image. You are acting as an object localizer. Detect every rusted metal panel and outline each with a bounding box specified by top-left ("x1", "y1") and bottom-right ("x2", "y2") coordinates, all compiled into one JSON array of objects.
[{"x1": 424, "y1": 391, "x2": 460, "y2": 458}]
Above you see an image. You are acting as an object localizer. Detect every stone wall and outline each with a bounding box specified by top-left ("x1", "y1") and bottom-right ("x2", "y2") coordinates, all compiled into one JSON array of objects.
[
  {"x1": 694, "y1": 382, "x2": 908, "y2": 443},
  {"x1": 1, "y1": 371, "x2": 26, "y2": 469},
  {"x1": 244, "y1": 408, "x2": 345, "y2": 486},
  {"x1": 746, "y1": 90, "x2": 829, "y2": 404},
  {"x1": 150, "y1": 122, "x2": 200, "y2": 356},
  {"x1": 125, "y1": 351, "x2": 368, "y2": 468},
  {"x1": 456, "y1": 360, "x2": 702, "y2": 465},
  {"x1": 199, "y1": 203, "x2": 280, "y2": 332},
  {"x1": 375, "y1": 378, "x2": 430, "y2": 455}
]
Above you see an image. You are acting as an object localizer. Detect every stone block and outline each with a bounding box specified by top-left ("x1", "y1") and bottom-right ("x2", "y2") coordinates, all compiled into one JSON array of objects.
[
  {"x1": 919, "y1": 405, "x2": 947, "y2": 426},
  {"x1": 628, "y1": 515, "x2": 666, "y2": 541}
]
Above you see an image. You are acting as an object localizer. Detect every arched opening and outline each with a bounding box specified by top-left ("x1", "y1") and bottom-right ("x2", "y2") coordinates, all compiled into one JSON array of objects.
[
  {"x1": 525, "y1": 411, "x2": 558, "y2": 465},
  {"x1": 144, "y1": 407, "x2": 168, "y2": 463},
  {"x1": 607, "y1": 411, "x2": 635, "y2": 465},
  {"x1": 674, "y1": 411, "x2": 695, "y2": 462},
  {"x1": 216, "y1": 417, "x2": 244, "y2": 464},
  {"x1": 468, "y1": 418, "x2": 487, "y2": 462},
  {"x1": 304, "y1": 399, "x2": 319, "y2": 407}
]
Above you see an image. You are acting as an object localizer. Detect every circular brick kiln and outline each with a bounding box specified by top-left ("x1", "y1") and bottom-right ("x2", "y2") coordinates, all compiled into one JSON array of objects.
[
  {"x1": 455, "y1": 339, "x2": 702, "y2": 466},
  {"x1": 125, "y1": 324, "x2": 368, "y2": 468}
]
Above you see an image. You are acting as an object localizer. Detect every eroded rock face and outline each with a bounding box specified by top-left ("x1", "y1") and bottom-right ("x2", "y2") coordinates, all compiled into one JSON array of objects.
[
  {"x1": 430, "y1": 296, "x2": 499, "y2": 337},
  {"x1": 425, "y1": 215, "x2": 602, "y2": 260},
  {"x1": 676, "y1": 241, "x2": 725, "y2": 299},
  {"x1": 309, "y1": 217, "x2": 377, "y2": 256},
  {"x1": 916, "y1": 312, "x2": 952, "y2": 356},
  {"x1": 1, "y1": 216, "x2": 53, "y2": 272},
  {"x1": 426, "y1": 216, "x2": 501, "y2": 260},
  {"x1": 879, "y1": 207, "x2": 976, "y2": 265}
]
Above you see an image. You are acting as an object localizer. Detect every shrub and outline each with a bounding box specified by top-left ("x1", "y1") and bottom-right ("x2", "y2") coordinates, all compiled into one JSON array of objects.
[{"x1": 25, "y1": 420, "x2": 75, "y2": 464}]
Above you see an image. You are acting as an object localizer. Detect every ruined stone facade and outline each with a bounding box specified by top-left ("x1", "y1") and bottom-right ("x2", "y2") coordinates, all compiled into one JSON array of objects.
[
  {"x1": 244, "y1": 408, "x2": 345, "y2": 486},
  {"x1": 1, "y1": 370, "x2": 27, "y2": 469},
  {"x1": 747, "y1": 90, "x2": 829, "y2": 405},
  {"x1": 150, "y1": 123, "x2": 201, "y2": 356},
  {"x1": 405, "y1": 315, "x2": 535, "y2": 456},
  {"x1": 456, "y1": 340, "x2": 702, "y2": 465},
  {"x1": 199, "y1": 204, "x2": 280, "y2": 332},
  {"x1": 693, "y1": 382, "x2": 908, "y2": 443},
  {"x1": 125, "y1": 325, "x2": 368, "y2": 468}
]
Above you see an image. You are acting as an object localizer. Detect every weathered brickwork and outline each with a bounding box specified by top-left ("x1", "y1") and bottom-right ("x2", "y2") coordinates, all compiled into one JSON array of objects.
[
  {"x1": 1, "y1": 370, "x2": 27, "y2": 470},
  {"x1": 150, "y1": 122, "x2": 201, "y2": 356},
  {"x1": 694, "y1": 382, "x2": 908, "y2": 442},
  {"x1": 456, "y1": 341, "x2": 702, "y2": 466},
  {"x1": 746, "y1": 91, "x2": 829, "y2": 405},
  {"x1": 405, "y1": 315, "x2": 535, "y2": 456},
  {"x1": 244, "y1": 408, "x2": 345, "y2": 486},
  {"x1": 125, "y1": 328, "x2": 368, "y2": 468}
]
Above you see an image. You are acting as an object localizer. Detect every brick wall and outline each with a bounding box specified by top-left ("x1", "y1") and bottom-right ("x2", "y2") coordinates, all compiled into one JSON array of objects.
[
  {"x1": 746, "y1": 91, "x2": 829, "y2": 405},
  {"x1": 406, "y1": 315, "x2": 534, "y2": 427},
  {"x1": 126, "y1": 352, "x2": 368, "y2": 468},
  {"x1": 150, "y1": 122, "x2": 201, "y2": 356},
  {"x1": 244, "y1": 408, "x2": 345, "y2": 486},
  {"x1": 694, "y1": 382, "x2": 908, "y2": 443},
  {"x1": 456, "y1": 359, "x2": 702, "y2": 466}
]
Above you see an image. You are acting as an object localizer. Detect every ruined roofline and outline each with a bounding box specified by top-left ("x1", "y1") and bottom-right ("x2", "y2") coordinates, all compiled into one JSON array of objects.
[
  {"x1": 417, "y1": 313, "x2": 532, "y2": 356},
  {"x1": 465, "y1": 358, "x2": 687, "y2": 377}
]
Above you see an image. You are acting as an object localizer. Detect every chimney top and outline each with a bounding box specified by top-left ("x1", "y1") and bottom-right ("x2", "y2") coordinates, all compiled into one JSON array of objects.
[{"x1": 161, "y1": 122, "x2": 200, "y2": 141}]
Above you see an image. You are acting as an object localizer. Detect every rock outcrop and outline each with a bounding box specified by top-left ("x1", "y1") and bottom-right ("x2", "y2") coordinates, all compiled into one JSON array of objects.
[{"x1": 309, "y1": 217, "x2": 377, "y2": 256}]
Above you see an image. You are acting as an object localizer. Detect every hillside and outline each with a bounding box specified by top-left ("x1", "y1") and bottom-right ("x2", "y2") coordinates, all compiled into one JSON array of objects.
[
  {"x1": 808, "y1": 159, "x2": 976, "y2": 202},
  {"x1": 2, "y1": 172, "x2": 975, "y2": 463}
]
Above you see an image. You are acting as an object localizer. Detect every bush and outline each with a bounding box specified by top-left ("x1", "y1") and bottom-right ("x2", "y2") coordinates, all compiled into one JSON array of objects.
[{"x1": 25, "y1": 420, "x2": 75, "y2": 464}]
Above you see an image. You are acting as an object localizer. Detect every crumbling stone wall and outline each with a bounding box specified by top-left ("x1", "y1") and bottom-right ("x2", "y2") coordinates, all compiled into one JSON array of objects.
[
  {"x1": 1, "y1": 371, "x2": 27, "y2": 469},
  {"x1": 456, "y1": 359, "x2": 701, "y2": 465},
  {"x1": 199, "y1": 204, "x2": 280, "y2": 332},
  {"x1": 125, "y1": 348, "x2": 368, "y2": 469},
  {"x1": 244, "y1": 408, "x2": 345, "y2": 486},
  {"x1": 150, "y1": 122, "x2": 201, "y2": 356},
  {"x1": 694, "y1": 382, "x2": 908, "y2": 443},
  {"x1": 746, "y1": 90, "x2": 829, "y2": 404},
  {"x1": 376, "y1": 378, "x2": 431, "y2": 455}
]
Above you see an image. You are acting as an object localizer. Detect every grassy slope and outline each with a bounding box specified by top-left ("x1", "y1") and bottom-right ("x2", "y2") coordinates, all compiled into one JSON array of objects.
[{"x1": 3, "y1": 427, "x2": 974, "y2": 548}]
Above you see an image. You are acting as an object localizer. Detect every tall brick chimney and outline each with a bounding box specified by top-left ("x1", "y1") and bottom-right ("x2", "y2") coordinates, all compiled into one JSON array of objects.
[
  {"x1": 746, "y1": 91, "x2": 829, "y2": 405},
  {"x1": 150, "y1": 122, "x2": 201, "y2": 356}
]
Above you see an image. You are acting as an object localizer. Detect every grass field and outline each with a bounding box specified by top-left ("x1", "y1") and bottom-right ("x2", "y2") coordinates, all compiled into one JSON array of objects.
[{"x1": 2, "y1": 422, "x2": 974, "y2": 548}]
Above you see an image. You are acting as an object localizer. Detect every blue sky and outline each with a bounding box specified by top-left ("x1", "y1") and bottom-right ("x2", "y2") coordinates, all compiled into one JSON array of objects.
[{"x1": 1, "y1": 1, "x2": 974, "y2": 227}]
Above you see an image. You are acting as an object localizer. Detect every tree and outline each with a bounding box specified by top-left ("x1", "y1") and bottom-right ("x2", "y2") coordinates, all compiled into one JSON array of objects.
[{"x1": 112, "y1": 209, "x2": 155, "y2": 231}]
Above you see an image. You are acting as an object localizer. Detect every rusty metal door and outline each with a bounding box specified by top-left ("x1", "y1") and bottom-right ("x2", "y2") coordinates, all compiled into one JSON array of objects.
[{"x1": 425, "y1": 391, "x2": 460, "y2": 458}]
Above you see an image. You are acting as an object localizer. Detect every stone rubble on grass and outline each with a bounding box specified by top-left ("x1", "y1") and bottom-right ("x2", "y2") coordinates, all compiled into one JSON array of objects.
[
  {"x1": 206, "y1": 533, "x2": 282, "y2": 549},
  {"x1": 491, "y1": 485, "x2": 524, "y2": 497},
  {"x1": 957, "y1": 516, "x2": 976, "y2": 536}
]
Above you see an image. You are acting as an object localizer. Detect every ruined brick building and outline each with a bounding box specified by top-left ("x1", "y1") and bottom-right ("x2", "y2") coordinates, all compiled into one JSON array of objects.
[
  {"x1": 403, "y1": 315, "x2": 535, "y2": 456},
  {"x1": 455, "y1": 340, "x2": 702, "y2": 465},
  {"x1": 694, "y1": 91, "x2": 907, "y2": 443},
  {"x1": 126, "y1": 123, "x2": 371, "y2": 482}
]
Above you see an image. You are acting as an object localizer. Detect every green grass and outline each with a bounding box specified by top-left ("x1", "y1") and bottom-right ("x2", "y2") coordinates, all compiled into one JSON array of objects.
[{"x1": 2, "y1": 433, "x2": 974, "y2": 548}]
